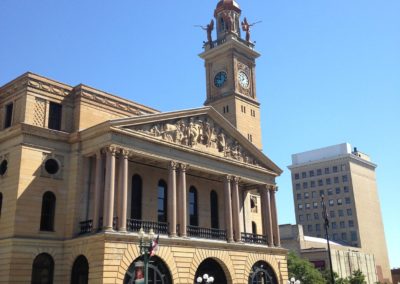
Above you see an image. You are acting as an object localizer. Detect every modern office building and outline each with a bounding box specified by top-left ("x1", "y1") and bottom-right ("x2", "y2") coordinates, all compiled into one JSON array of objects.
[
  {"x1": 0, "y1": 1, "x2": 289, "y2": 283},
  {"x1": 280, "y1": 224, "x2": 378, "y2": 284},
  {"x1": 288, "y1": 143, "x2": 392, "y2": 283}
]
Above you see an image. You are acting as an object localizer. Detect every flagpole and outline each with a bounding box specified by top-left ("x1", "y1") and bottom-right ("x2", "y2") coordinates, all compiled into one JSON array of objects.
[{"x1": 322, "y1": 195, "x2": 335, "y2": 284}]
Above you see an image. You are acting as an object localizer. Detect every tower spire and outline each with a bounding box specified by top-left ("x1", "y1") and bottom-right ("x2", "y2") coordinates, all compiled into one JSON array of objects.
[{"x1": 214, "y1": 0, "x2": 242, "y2": 41}]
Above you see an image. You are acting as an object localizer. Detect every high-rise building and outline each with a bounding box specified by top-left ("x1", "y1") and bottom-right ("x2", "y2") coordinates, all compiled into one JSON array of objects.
[
  {"x1": 288, "y1": 143, "x2": 392, "y2": 283},
  {"x1": 0, "y1": 1, "x2": 289, "y2": 283}
]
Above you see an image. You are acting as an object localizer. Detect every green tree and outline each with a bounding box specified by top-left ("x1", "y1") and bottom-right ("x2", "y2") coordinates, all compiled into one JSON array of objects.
[
  {"x1": 348, "y1": 270, "x2": 366, "y2": 284},
  {"x1": 321, "y1": 269, "x2": 348, "y2": 284},
  {"x1": 287, "y1": 251, "x2": 326, "y2": 284}
]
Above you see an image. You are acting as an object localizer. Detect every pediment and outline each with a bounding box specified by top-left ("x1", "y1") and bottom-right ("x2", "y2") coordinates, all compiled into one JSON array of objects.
[{"x1": 112, "y1": 107, "x2": 281, "y2": 174}]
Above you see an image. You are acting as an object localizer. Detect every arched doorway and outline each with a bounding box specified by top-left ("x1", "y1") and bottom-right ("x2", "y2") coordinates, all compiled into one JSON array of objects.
[
  {"x1": 248, "y1": 261, "x2": 278, "y2": 284},
  {"x1": 124, "y1": 256, "x2": 172, "y2": 284},
  {"x1": 71, "y1": 255, "x2": 89, "y2": 284},
  {"x1": 195, "y1": 258, "x2": 228, "y2": 284}
]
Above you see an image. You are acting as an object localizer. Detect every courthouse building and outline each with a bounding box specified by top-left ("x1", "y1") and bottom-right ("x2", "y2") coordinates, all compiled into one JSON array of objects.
[
  {"x1": 0, "y1": 1, "x2": 289, "y2": 283},
  {"x1": 288, "y1": 143, "x2": 392, "y2": 283}
]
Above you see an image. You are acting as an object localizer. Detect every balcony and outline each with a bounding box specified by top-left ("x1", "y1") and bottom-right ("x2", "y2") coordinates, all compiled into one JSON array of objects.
[
  {"x1": 187, "y1": 225, "x2": 227, "y2": 241},
  {"x1": 241, "y1": 232, "x2": 268, "y2": 245},
  {"x1": 127, "y1": 219, "x2": 168, "y2": 235}
]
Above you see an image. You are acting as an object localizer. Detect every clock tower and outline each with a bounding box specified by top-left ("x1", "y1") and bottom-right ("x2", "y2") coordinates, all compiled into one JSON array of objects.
[{"x1": 200, "y1": 0, "x2": 263, "y2": 149}]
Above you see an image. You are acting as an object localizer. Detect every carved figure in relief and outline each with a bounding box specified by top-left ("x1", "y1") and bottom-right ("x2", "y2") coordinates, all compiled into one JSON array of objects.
[
  {"x1": 217, "y1": 132, "x2": 226, "y2": 152},
  {"x1": 222, "y1": 12, "x2": 233, "y2": 32}
]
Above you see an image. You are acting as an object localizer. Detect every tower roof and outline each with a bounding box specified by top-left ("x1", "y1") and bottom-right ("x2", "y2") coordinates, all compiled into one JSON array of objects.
[{"x1": 214, "y1": 0, "x2": 241, "y2": 16}]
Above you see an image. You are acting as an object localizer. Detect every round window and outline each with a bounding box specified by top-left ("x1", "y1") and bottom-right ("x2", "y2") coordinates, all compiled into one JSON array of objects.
[
  {"x1": 0, "y1": 160, "x2": 8, "y2": 176},
  {"x1": 45, "y1": 159, "x2": 59, "y2": 175}
]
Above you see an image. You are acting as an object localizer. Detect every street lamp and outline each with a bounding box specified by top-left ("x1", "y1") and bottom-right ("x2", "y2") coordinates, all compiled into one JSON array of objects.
[
  {"x1": 287, "y1": 277, "x2": 301, "y2": 284},
  {"x1": 137, "y1": 228, "x2": 155, "y2": 284},
  {"x1": 196, "y1": 273, "x2": 215, "y2": 283},
  {"x1": 321, "y1": 195, "x2": 335, "y2": 284}
]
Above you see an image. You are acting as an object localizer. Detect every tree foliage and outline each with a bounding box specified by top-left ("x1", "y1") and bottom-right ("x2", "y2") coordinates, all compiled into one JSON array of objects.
[{"x1": 287, "y1": 251, "x2": 326, "y2": 284}]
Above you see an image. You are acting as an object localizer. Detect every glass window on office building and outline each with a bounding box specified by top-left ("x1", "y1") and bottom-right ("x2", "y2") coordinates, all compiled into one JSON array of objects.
[
  {"x1": 341, "y1": 232, "x2": 347, "y2": 240},
  {"x1": 335, "y1": 187, "x2": 341, "y2": 194},
  {"x1": 305, "y1": 203, "x2": 311, "y2": 210},
  {"x1": 298, "y1": 204, "x2": 303, "y2": 210},
  {"x1": 304, "y1": 192, "x2": 309, "y2": 199},
  {"x1": 316, "y1": 224, "x2": 321, "y2": 231},
  {"x1": 342, "y1": 175, "x2": 348, "y2": 182},
  {"x1": 325, "y1": 167, "x2": 330, "y2": 174},
  {"x1": 330, "y1": 211, "x2": 335, "y2": 218},
  {"x1": 332, "y1": 222, "x2": 337, "y2": 229},
  {"x1": 312, "y1": 191, "x2": 317, "y2": 198},
  {"x1": 303, "y1": 182, "x2": 308, "y2": 189},
  {"x1": 328, "y1": 188, "x2": 333, "y2": 196},
  {"x1": 307, "y1": 214, "x2": 311, "y2": 221},
  {"x1": 351, "y1": 231, "x2": 357, "y2": 241},
  {"x1": 319, "y1": 190, "x2": 324, "y2": 196},
  {"x1": 337, "y1": 199, "x2": 343, "y2": 205},
  {"x1": 314, "y1": 212, "x2": 319, "y2": 220},
  {"x1": 318, "y1": 180, "x2": 323, "y2": 186},
  {"x1": 309, "y1": 170, "x2": 315, "y2": 177},
  {"x1": 340, "y1": 221, "x2": 345, "y2": 228},
  {"x1": 317, "y1": 169, "x2": 322, "y2": 176},
  {"x1": 344, "y1": 186, "x2": 350, "y2": 193},
  {"x1": 338, "y1": 209, "x2": 344, "y2": 217},
  {"x1": 302, "y1": 172, "x2": 307, "y2": 178},
  {"x1": 334, "y1": 177, "x2": 339, "y2": 184},
  {"x1": 297, "y1": 193, "x2": 302, "y2": 200},
  {"x1": 308, "y1": 224, "x2": 313, "y2": 232},
  {"x1": 326, "y1": 178, "x2": 331, "y2": 185},
  {"x1": 299, "y1": 215, "x2": 304, "y2": 221},
  {"x1": 333, "y1": 166, "x2": 338, "y2": 173},
  {"x1": 329, "y1": 200, "x2": 334, "y2": 206},
  {"x1": 310, "y1": 181, "x2": 315, "y2": 188},
  {"x1": 345, "y1": 197, "x2": 351, "y2": 204},
  {"x1": 295, "y1": 183, "x2": 301, "y2": 190},
  {"x1": 349, "y1": 220, "x2": 354, "y2": 227},
  {"x1": 347, "y1": 208, "x2": 352, "y2": 216},
  {"x1": 313, "y1": 202, "x2": 318, "y2": 209}
]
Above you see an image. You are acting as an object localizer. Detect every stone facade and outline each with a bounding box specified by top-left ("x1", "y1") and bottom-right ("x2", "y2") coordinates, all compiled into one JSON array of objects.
[{"x1": 0, "y1": 1, "x2": 288, "y2": 283}]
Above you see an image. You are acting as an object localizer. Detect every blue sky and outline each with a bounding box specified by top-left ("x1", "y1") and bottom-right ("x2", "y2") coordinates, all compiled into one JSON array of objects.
[{"x1": 1, "y1": 0, "x2": 399, "y2": 268}]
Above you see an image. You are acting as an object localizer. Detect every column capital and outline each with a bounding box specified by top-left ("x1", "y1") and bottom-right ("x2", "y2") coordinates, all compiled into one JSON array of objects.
[
  {"x1": 232, "y1": 176, "x2": 240, "y2": 184},
  {"x1": 224, "y1": 175, "x2": 232, "y2": 182},
  {"x1": 269, "y1": 185, "x2": 278, "y2": 193},
  {"x1": 120, "y1": 149, "x2": 130, "y2": 159},
  {"x1": 169, "y1": 161, "x2": 178, "y2": 170},
  {"x1": 104, "y1": 146, "x2": 118, "y2": 156},
  {"x1": 178, "y1": 163, "x2": 188, "y2": 172}
]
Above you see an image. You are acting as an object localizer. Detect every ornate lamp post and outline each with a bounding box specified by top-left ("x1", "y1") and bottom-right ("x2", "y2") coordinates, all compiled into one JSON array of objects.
[
  {"x1": 322, "y1": 195, "x2": 335, "y2": 284},
  {"x1": 287, "y1": 277, "x2": 301, "y2": 284},
  {"x1": 137, "y1": 228, "x2": 155, "y2": 284},
  {"x1": 196, "y1": 274, "x2": 215, "y2": 283}
]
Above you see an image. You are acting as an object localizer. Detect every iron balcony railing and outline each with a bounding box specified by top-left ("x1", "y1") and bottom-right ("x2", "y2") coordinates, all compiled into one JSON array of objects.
[
  {"x1": 187, "y1": 225, "x2": 227, "y2": 241},
  {"x1": 79, "y1": 219, "x2": 93, "y2": 235},
  {"x1": 127, "y1": 219, "x2": 169, "y2": 235},
  {"x1": 241, "y1": 232, "x2": 268, "y2": 245}
]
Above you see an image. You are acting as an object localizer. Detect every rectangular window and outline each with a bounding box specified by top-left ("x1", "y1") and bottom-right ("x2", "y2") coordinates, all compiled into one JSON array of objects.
[
  {"x1": 299, "y1": 215, "x2": 304, "y2": 221},
  {"x1": 297, "y1": 193, "x2": 302, "y2": 200},
  {"x1": 325, "y1": 167, "x2": 330, "y2": 174},
  {"x1": 341, "y1": 232, "x2": 347, "y2": 240},
  {"x1": 298, "y1": 204, "x2": 303, "y2": 210},
  {"x1": 302, "y1": 172, "x2": 307, "y2": 178},
  {"x1": 329, "y1": 200, "x2": 334, "y2": 206},
  {"x1": 314, "y1": 212, "x2": 319, "y2": 220},
  {"x1": 347, "y1": 208, "x2": 352, "y2": 216},
  {"x1": 48, "y1": 102, "x2": 62, "y2": 130},
  {"x1": 326, "y1": 178, "x2": 331, "y2": 185},
  {"x1": 313, "y1": 202, "x2": 318, "y2": 209},
  {"x1": 4, "y1": 103, "x2": 13, "y2": 128},
  {"x1": 295, "y1": 183, "x2": 301, "y2": 190},
  {"x1": 319, "y1": 190, "x2": 325, "y2": 196},
  {"x1": 312, "y1": 191, "x2": 317, "y2": 198},
  {"x1": 306, "y1": 214, "x2": 311, "y2": 221},
  {"x1": 330, "y1": 210, "x2": 335, "y2": 218},
  {"x1": 333, "y1": 233, "x2": 338, "y2": 240},
  {"x1": 337, "y1": 199, "x2": 343, "y2": 206},
  {"x1": 345, "y1": 197, "x2": 351, "y2": 204},
  {"x1": 332, "y1": 222, "x2": 337, "y2": 229},
  {"x1": 310, "y1": 181, "x2": 315, "y2": 188},
  {"x1": 303, "y1": 182, "x2": 308, "y2": 189},
  {"x1": 318, "y1": 180, "x2": 323, "y2": 186},
  {"x1": 316, "y1": 224, "x2": 321, "y2": 231},
  {"x1": 351, "y1": 231, "x2": 357, "y2": 241},
  {"x1": 335, "y1": 187, "x2": 341, "y2": 194},
  {"x1": 344, "y1": 186, "x2": 349, "y2": 193},
  {"x1": 349, "y1": 220, "x2": 354, "y2": 227},
  {"x1": 305, "y1": 203, "x2": 311, "y2": 210},
  {"x1": 317, "y1": 169, "x2": 322, "y2": 176},
  {"x1": 333, "y1": 166, "x2": 338, "y2": 173},
  {"x1": 307, "y1": 224, "x2": 313, "y2": 232},
  {"x1": 338, "y1": 209, "x2": 344, "y2": 217},
  {"x1": 294, "y1": 173, "x2": 300, "y2": 180},
  {"x1": 340, "y1": 221, "x2": 345, "y2": 228},
  {"x1": 309, "y1": 170, "x2": 315, "y2": 177},
  {"x1": 334, "y1": 177, "x2": 339, "y2": 184},
  {"x1": 304, "y1": 192, "x2": 309, "y2": 199},
  {"x1": 327, "y1": 189, "x2": 333, "y2": 196},
  {"x1": 342, "y1": 175, "x2": 348, "y2": 182}
]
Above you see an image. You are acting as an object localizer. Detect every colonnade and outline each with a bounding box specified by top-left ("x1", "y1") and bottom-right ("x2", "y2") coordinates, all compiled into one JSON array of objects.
[{"x1": 89, "y1": 146, "x2": 280, "y2": 246}]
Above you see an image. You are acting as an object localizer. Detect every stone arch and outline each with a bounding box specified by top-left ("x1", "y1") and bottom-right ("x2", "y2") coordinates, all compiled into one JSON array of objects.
[
  {"x1": 117, "y1": 243, "x2": 179, "y2": 283},
  {"x1": 190, "y1": 248, "x2": 235, "y2": 284},
  {"x1": 243, "y1": 253, "x2": 282, "y2": 283},
  {"x1": 66, "y1": 240, "x2": 96, "y2": 282}
]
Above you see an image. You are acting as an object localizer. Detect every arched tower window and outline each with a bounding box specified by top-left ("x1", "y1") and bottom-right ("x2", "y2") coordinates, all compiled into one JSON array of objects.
[
  {"x1": 71, "y1": 255, "x2": 89, "y2": 284},
  {"x1": 252, "y1": 222, "x2": 257, "y2": 235},
  {"x1": 31, "y1": 253, "x2": 54, "y2": 284},
  {"x1": 131, "y1": 175, "x2": 142, "y2": 220},
  {"x1": 189, "y1": 186, "x2": 198, "y2": 226},
  {"x1": 40, "y1": 191, "x2": 56, "y2": 231},
  {"x1": 0, "y1": 192, "x2": 3, "y2": 217},
  {"x1": 157, "y1": 180, "x2": 168, "y2": 223},
  {"x1": 210, "y1": 190, "x2": 219, "y2": 229}
]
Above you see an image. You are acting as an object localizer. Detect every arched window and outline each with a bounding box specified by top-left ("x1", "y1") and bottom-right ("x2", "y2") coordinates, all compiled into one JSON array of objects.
[
  {"x1": 31, "y1": 253, "x2": 54, "y2": 284},
  {"x1": 131, "y1": 175, "x2": 142, "y2": 220},
  {"x1": 252, "y1": 222, "x2": 257, "y2": 235},
  {"x1": 40, "y1": 191, "x2": 56, "y2": 231},
  {"x1": 71, "y1": 255, "x2": 89, "y2": 284},
  {"x1": 0, "y1": 192, "x2": 3, "y2": 217},
  {"x1": 189, "y1": 186, "x2": 198, "y2": 226},
  {"x1": 157, "y1": 180, "x2": 167, "y2": 223},
  {"x1": 210, "y1": 190, "x2": 219, "y2": 229}
]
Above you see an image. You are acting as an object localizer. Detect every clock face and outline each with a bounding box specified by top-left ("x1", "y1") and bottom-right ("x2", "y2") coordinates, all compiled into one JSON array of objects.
[
  {"x1": 214, "y1": 71, "x2": 227, "y2": 88},
  {"x1": 238, "y1": 71, "x2": 250, "y2": 89}
]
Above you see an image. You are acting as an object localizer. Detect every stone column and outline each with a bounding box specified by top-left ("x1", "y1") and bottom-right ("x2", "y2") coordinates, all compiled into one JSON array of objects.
[
  {"x1": 178, "y1": 164, "x2": 187, "y2": 237},
  {"x1": 103, "y1": 146, "x2": 116, "y2": 231},
  {"x1": 270, "y1": 186, "x2": 280, "y2": 246},
  {"x1": 232, "y1": 176, "x2": 241, "y2": 242},
  {"x1": 92, "y1": 151, "x2": 103, "y2": 230},
  {"x1": 118, "y1": 149, "x2": 129, "y2": 232},
  {"x1": 168, "y1": 161, "x2": 177, "y2": 237},
  {"x1": 260, "y1": 185, "x2": 274, "y2": 246},
  {"x1": 224, "y1": 175, "x2": 234, "y2": 242}
]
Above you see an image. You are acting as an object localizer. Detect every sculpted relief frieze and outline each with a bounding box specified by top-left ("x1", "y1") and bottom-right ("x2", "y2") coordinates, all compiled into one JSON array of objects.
[{"x1": 128, "y1": 115, "x2": 261, "y2": 167}]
